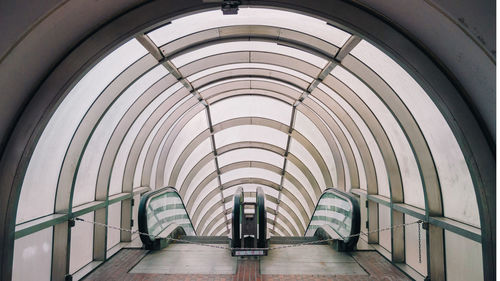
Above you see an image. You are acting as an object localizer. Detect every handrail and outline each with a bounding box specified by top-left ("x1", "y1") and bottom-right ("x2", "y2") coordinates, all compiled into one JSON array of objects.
[
  {"x1": 230, "y1": 186, "x2": 268, "y2": 256},
  {"x1": 231, "y1": 187, "x2": 244, "y2": 249},
  {"x1": 305, "y1": 188, "x2": 360, "y2": 251},
  {"x1": 256, "y1": 186, "x2": 267, "y2": 248},
  {"x1": 138, "y1": 186, "x2": 195, "y2": 250}
]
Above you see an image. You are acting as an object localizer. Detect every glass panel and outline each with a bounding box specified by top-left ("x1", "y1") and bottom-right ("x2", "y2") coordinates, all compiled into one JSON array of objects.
[
  {"x1": 294, "y1": 111, "x2": 336, "y2": 187},
  {"x1": 107, "y1": 202, "x2": 121, "y2": 250},
  {"x1": 172, "y1": 41, "x2": 327, "y2": 68},
  {"x1": 286, "y1": 161, "x2": 317, "y2": 205},
  {"x1": 273, "y1": 225, "x2": 285, "y2": 237},
  {"x1": 210, "y1": 96, "x2": 292, "y2": 126},
  {"x1": 199, "y1": 77, "x2": 303, "y2": 94},
  {"x1": 280, "y1": 194, "x2": 306, "y2": 227},
  {"x1": 214, "y1": 125, "x2": 288, "y2": 149},
  {"x1": 445, "y1": 230, "x2": 483, "y2": 281},
  {"x1": 275, "y1": 216, "x2": 294, "y2": 236},
  {"x1": 175, "y1": 138, "x2": 212, "y2": 188},
  {"x1": 191, "y1": 177, "x2": 219, "y2": 218},
  {"x1": 330, "y1": 68, "x2": 424, "y2": 208},
  {"x1": 200, "y1": 206, "x2": 224, "y2": 234},
  {"x1": 70, "y1": 212, "x2": 94, "y2": 274},
  {"x1": 75, "y1": 66, "x2": 168, "y2": 202},
  {"x1": 17, "y1": 39, "x2": 147, "y2": 223},
  {"x1": 220, "y1": 168, "x2": 281, "y2": 185},
  {"x1": 183, "y1": 159, "x2": 217, "y2": 204},
  {"x1": 143, "y1": 189, "x2": 195, "y2": 239},
  {"x1": 278, "y1": 208, "x2": 300, "y2": 235},
  {"x1": 316, "y1": 83, "x2": 389, "y2": 197},
  {"x1": 289, "y1": 139, "x2": 326, "y2": 189},
  {"x1": 12, "y1": 227, "x2": 53, "y2": 281},
  {"x1": 404, "y1": 214, "x2": 427, "y2": 275},
  {"x1": 195, "y1": 195, "x2": 222, "y2": 227},
  {"x1": 305, "y1": 191, "x2": 355, "y2": 239},
  {"x1": 163, "y1": 110, "x2": 208, "y2": 183},
  {"x1": 191, "y1": 67, "x2": 310, "y2": 91},
  {"x1": 378, "y1": 204, "x2": 391, "y2": 252},
  {"x1": 133, "y1": 92, "x2": 189, "y2": 187},
  {"x1": 188, "y1": 63, "x2": 314, "y2": 83},
  {"x1": 218, "y1": 148, "x2": 284, "y2": 169},
  {"x1": 110, "y1": 79, "x2": 181, "y2": 195},
  {"x1": 309, "y1": 94, "x2": 367, "y2": 190},
  {"x1": 148, "y1": 8, "x2": 350, "y2": 48},
  {"x1": 351, "y1": 40, "x2": 479, "y2": 226},
  {"x1": 282, "y1": 178, "x2": 311, "y2": 218}
]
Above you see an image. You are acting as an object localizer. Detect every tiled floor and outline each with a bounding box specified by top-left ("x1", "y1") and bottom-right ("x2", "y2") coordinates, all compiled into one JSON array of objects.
[{"x1": 82, "y1": 246, "x2": 411, "y2": 281}]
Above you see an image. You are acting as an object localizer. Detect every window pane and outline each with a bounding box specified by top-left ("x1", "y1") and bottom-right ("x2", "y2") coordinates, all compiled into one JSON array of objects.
[
  {"x1": 163, "y1": 110, "x2": 209, "y2": 183},
  {"x1": 218, "y1": 148, "x2": 284, "y2": 169},
  {"x1": 134, "y1": 91, "x2": 189, "y2": 187},
  {"x1": 75, "y1": 66, "x2": 168, "y2": 202},
  {"x1": 330, "y1": 68, "x2": 424, "y2": 208},
  {"x1": 109, "y1": 75, "x2": 178, "y2": 196},
  {"x1": 148, "y1": 8, "x2": 350, "y2": 48},
  {"x1": 70, "y1": 212, "x2": 94, "y2": 274},
  {"x1": 294, "y1": 111, "x2": 336, "y2": 187},
  {"x1": 445, "y1": 230, "x2": 483, "y2": 281},
  {"x1": 289, "y1": 139, "x2": 325, "y2": 189},
  {"x1": 378, "y1": 204, "x2": 391, "y2": 252},
  {"x1": 191, "y1": 177, "x2": 219, "y2": 219},
  {"x1": 12, "y1": 227, "x2": 53, "y2": 281},
  {"x1": 221, "y1": 167, "x2": 281, "y2": 185},
  {"x1": 316, "y1": 83, "x2": 389, "y2": 197},
  {"x1": 310, "y1": 94, "x2": 367, "y2": 190},
  {"x1": 175, "y1": 138, "x2": 212, "y2": 188},
  {"x1": 107, "y1": 202, "x2": 122, "y2": 250},
  {"x1": 172, "y1": 41, "x2": 327, "y2": 68},
  {"x1": 286, "y1": 161, "x2": 317, "y2": 205},
  {"x1": 17, "y1": 39, "x2": 147, "y2": 223},
  {"x1": 195, "y1": 194, "x2": 222, "y2": 227},
  {"x1": 351, "y1": 40, "x2": 479, "y2": 226},
  {"x1": 210, "y1": 96, "x2": 292, "y2": 125},
  {"x1": 283, "y1": 178, "x2": 312, "y2": 218},
  {"x1": 279, "y1": 194, "x2": 306, "y2": 228},
  {"x1": 188, "y1": 63, "x2": 314, "y2": 83},
  {"x1": 184, "y1": 160, "x2": 216, "y2": 204},
  {"x1": 215, "y1": 125, "x2": 288, "y2": 149}
]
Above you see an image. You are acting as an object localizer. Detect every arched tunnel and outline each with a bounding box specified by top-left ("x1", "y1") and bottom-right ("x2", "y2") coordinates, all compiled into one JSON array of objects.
[{"x1": 0, "y1": 1, "x2": 495, "y2": 280}]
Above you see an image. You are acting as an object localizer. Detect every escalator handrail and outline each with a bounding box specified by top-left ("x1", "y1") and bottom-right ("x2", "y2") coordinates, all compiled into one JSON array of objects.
[
  {"x1": 256, "y1": 186, "x2": 267, "y2": 247},
  {"x1": 231, "y1": 187, "x2": 244, "y2": 248}
]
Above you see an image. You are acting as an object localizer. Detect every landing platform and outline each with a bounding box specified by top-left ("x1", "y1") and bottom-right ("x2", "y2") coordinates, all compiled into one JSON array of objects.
[
  {"x1": 130, "y1": 243, "x2": 237, "y2": 274},
  {"x1": 260, "y1": 245, "x2": 366, "y2": 275},
  {"x1": 82, "y1": 239, "x2": 411, "y2": 281}
]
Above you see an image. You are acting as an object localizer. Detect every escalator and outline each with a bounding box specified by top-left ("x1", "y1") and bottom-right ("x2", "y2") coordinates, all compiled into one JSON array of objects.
[
  {"x1": 137, "y1": 186, "x2": 360, "y2": 253},
  {"x1": 138, "y1": 187, "x2": 195, "y2": 250}
]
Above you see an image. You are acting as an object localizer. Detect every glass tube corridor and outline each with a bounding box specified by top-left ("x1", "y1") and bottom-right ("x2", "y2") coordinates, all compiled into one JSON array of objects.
[{"x1": 0, "y1": 2, "x2": 494, "y2": 281}]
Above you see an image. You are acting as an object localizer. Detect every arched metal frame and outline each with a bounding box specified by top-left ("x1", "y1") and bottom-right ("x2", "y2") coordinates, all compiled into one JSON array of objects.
[{"x1": 1, "y1": 2, "x2": 492, "y2": 281}]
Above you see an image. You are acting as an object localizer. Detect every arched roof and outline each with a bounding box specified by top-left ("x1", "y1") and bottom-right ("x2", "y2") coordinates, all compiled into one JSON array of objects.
[{"x1": 0, "y1": 2, "x2": 494, "y2": 281}]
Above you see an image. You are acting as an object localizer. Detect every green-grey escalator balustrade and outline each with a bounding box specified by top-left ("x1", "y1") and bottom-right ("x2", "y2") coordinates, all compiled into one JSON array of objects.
[
  {"x1": 138, "y1": 187, "x2": 195, "y2": 249},
  {"x1": 305, "y1": 188, "x2": 360, "y2": 251}
]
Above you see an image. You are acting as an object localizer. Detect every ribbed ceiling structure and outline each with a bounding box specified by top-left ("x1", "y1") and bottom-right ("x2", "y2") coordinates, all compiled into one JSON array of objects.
[{"x1": 5, "y1": 4, "x2": 492, "y2": 281}]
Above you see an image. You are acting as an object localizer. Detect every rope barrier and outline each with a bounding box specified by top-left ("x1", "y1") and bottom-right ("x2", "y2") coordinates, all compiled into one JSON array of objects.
[{"x1": 72, "y1": 217, "x2": 424, "y2": 255}]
